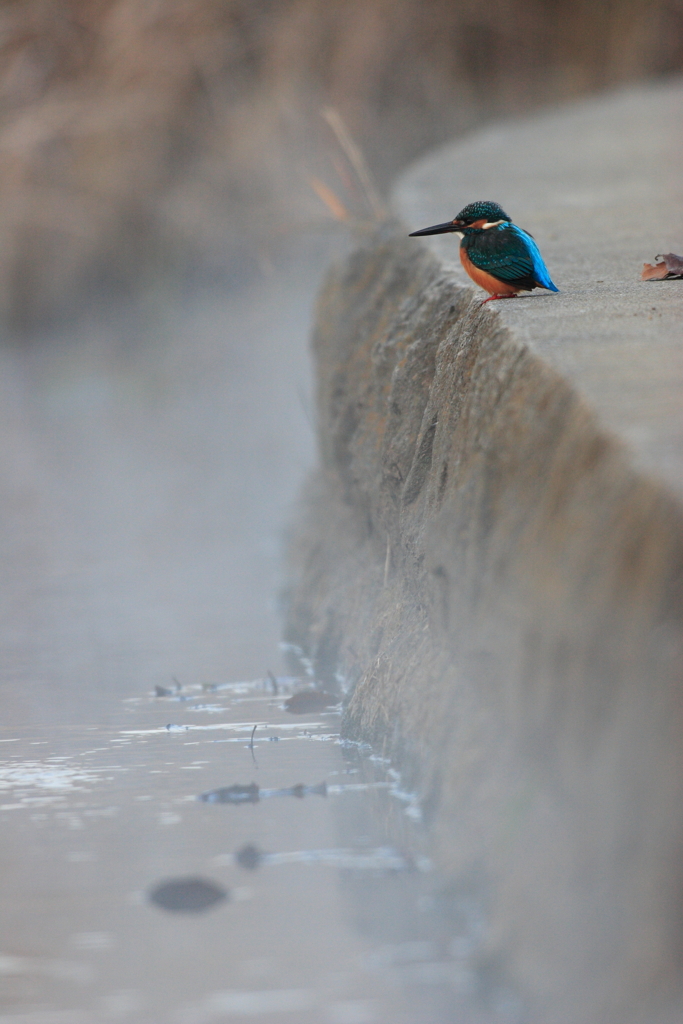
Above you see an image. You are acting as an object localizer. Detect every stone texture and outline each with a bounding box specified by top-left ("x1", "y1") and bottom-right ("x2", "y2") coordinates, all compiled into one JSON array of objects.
[{"x1": 284, "y1": 82, "x2": 683, "y2": 1022}]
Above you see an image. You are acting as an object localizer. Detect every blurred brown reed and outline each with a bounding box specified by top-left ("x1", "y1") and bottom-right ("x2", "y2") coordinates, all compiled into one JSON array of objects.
[{"x1": 0, "y1": 0, "x2": 680, "y2": 327}]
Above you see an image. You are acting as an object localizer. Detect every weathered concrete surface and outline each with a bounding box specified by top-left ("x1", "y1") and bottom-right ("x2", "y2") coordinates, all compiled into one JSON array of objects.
[{"x1": 284, "y1": 80, "x2": 683, "y2": 1022}]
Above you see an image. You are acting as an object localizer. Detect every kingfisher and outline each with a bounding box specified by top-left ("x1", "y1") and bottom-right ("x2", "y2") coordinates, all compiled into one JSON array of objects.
[{"x1": 409, "y1": 200, "x2": 558, "y2": 303}]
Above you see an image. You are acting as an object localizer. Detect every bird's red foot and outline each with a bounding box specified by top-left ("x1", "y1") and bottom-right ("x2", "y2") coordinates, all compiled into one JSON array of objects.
[{"x1": 480, "y1": 293, "x2": 519, "y2": 306}]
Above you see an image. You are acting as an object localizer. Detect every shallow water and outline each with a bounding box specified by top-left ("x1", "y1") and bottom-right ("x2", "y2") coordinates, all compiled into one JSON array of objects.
[
  {"x1": 0, "y1": 258, "x2": 522, "y2": 1023},
  {"x1": 0, "y1": 675, "x2": 521, "y2": 1024}
]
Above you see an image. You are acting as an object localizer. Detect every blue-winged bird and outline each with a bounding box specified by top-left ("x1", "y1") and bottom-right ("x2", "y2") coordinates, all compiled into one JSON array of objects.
[{"x1": 409, "y1": 200, "x2": 558, "y2": 304}]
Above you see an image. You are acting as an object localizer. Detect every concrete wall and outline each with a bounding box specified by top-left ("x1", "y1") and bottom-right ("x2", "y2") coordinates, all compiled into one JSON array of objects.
[{"x1": 284, "y1": 82, "x2": 683, "y2": 1022}]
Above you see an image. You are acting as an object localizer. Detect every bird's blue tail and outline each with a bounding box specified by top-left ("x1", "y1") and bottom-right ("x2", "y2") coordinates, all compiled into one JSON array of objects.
[{"x1": 512, "y1": 226, "x2": 558, "y2": 291}]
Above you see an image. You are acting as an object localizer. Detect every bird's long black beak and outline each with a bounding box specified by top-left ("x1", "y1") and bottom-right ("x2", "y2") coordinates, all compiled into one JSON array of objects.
[{"x1": 409, "y1": 220, "x2": 460, "y2": 237}]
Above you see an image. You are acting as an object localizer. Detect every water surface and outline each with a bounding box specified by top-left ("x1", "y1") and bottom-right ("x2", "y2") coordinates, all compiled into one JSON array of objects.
[{"x1": 0, "y1": 261, "x2": 520, "y2": 1023}]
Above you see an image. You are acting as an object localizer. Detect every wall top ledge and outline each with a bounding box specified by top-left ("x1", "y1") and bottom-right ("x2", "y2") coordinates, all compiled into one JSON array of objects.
[{"x1": 394, "y1": 79, "x2": 683, "y2": 500}]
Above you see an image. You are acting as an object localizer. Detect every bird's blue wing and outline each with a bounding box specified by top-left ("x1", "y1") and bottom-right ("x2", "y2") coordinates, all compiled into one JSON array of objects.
[
  {"x1": 467, "y1": 224, "x2": 558, "y2": 291},
  {"x1": 507, "y1": 225, "x2": 558, "y2": 291}
]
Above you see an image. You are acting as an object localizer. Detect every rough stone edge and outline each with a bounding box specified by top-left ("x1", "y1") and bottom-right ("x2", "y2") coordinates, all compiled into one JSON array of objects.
[{"x1": 283, "y1": 225, "x2": 683, "y2": 1022}]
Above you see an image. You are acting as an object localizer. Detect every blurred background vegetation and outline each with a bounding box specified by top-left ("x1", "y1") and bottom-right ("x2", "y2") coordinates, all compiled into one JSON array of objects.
[{"x1": 1, "y1": 0, "x2": 681, "y2": 328}]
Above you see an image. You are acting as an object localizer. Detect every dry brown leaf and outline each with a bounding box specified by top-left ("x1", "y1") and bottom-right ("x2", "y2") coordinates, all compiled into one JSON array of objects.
[{"x1": 641, "y1": 253, "x2": 683, "y2": 280}]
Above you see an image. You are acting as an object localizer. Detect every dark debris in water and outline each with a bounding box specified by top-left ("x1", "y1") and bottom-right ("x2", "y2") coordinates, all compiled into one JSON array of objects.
[
  {"x1": 199, "y1": 782, "x2": 260, "y2": 804},
  {"x1": 149, "y1": 877, "x2": 227, "y2": 913},
  {"x1": 198, "y1": 781, "x2": 327, "y2": 804},
  {"x1": 236, "y1": 843, "x2": 263, "y2": 870},
  {"x1": 154, "y1": 679, "x2": 182, "y2": 697},
  {"x1": 284, "y1": 690, "x2": 339, "y2": 714},
  {"x1": 284, "y1": 782, "x2": 327, "y2": 799}
]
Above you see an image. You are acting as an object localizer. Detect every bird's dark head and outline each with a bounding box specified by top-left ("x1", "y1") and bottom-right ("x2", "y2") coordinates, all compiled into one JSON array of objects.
[
  {"x1": 452, "y1": 201, "x2": 511, "y2": 229},
  {"x1": 409, "y1": 200, "x2": 511, "y2": 238}
]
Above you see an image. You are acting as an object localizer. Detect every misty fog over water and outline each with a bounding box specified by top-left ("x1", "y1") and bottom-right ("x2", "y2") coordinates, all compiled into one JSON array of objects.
[
  {"x1": 0, "y1": 241, "x2": 512, "y2": 1024},
  {"x1": 0, "y1": 255, "x2": 327, "y2": 728}
]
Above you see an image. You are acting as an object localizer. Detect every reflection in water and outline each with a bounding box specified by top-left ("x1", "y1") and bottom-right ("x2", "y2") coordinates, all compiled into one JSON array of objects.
[{"x1": 232, "y1": 842, "x2": 432, "y2": 873}]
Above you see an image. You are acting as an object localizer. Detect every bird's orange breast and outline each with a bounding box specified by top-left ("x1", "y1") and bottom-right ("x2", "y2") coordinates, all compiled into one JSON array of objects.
[{"x1": 459, "y1": 247, "x2": 518, "y2": 296}]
